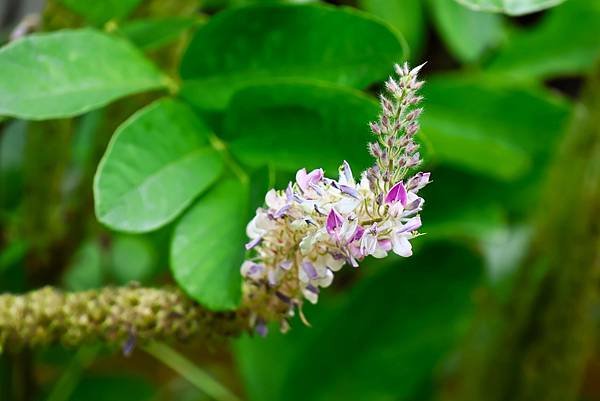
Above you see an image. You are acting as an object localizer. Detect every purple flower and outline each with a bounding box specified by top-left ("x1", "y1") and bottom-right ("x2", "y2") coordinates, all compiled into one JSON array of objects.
[
  {"x1": 385, "y1": 181, "x2": 407, "y2": 206},
  {"x1": 326, "y1": 208, "x2": 343, "y2": 236}
]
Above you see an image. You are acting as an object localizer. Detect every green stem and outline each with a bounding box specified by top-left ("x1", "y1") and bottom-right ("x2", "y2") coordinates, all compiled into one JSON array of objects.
[{"x1": 144, "y1": 342, "x2": 242, "y2": 401}]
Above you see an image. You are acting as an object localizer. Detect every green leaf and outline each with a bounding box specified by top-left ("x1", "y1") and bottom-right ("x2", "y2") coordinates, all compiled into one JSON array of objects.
[
  {"x1": 421, "y1": 74, "x2": 571, "y2": 180},
  {"x1": 171, "y1": 179, "x2": 248, "y2": 310},
  {"x1": 94, "y1": 99, "x2": 223, "y2": 233},
  {"x1": 486, "y1": 0, "x2": 600, "y2": 79},
  {"x1": 223, "y1": 81, "x2": 379, "y2": 173},
  {"x1": 236, "y1": 243, "x2": 483, "y2": 401},
  {"x1": 429, "y1": 0, "x2": 504, "y2": 63},
  {"x1": 454, "y1": 0, "x2": 567, "y2": 15},
  {"x1": 120, "y1": 17, "x2": 199, "y2": 51},
  {"x1": 358, "y1": 0, "x2": 426, "y2": 59},
  {"x1": 179, "y1": 3, "x2": 405, "y2": 110},
  {"x1": 0, "y1": 29, "x2": 167, "y2": 120},
  {"x1": 59, "y1": 0, "x2": 142, "y2": 25}
]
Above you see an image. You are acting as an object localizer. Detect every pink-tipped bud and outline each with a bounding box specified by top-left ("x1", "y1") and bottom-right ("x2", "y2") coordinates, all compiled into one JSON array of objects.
[
  {"x1": 380, "y1": 95, "x2": 393, "y2": 116},
  {"x1": 368, "y1": 142, "x2": 383, "y2": 158},
  {"x1": 406, "y1": 123, "x2": 419, "y2": 136},
  {"x1": 369, "y1": 122, "x2": 381, "y2": 135},
  {"x1": 406, "y1": 108, "x2": 423, "y2": 121}
]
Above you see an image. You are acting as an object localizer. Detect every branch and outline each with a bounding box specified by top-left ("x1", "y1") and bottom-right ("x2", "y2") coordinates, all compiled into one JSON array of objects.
[{"x1": 0, "y1": 286, "x2": 248, "y2": 352}]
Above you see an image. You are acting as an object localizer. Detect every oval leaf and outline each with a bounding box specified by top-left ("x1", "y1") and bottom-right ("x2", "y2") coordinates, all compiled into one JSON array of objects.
[
  {"x1": 0, "y1": 29, "x2": 167, "y2": 120},
  {"x1": 224, "y1": 81, "x2": 379, "y2": 174},
  {"x1": 171, "y1": 179, "x2": 248, "y2": 310},
  {"x1": 454, "y1": 0, "x2": 566, "y2": 15},
  {"x1": 179, "y1": 3, "x2": 405, "y2": 110},
  {"x1": 94, "y1": 99, "x2": 223, "y2": 232}
]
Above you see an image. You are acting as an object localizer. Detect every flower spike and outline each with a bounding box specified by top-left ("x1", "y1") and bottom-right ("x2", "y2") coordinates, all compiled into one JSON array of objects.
[{"x1": 241, "y1": 63, "x2": 431, "y2": 332}]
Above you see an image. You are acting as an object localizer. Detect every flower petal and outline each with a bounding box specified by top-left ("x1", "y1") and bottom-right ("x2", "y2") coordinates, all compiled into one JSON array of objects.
[
  {"x1": 326, "y1": 208, "x2": 343, "y2": 235},
  {"x1": 385, "y1": 181, "x2": 407, "y2": 206},
  {"x1": 392, "y1": 235, "x2": 413, "y2": 257}
]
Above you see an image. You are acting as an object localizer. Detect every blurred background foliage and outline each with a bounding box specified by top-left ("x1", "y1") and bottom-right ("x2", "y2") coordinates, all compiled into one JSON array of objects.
[{"x1": 0, "y1": 0, "x2": 598, "y2": 400}]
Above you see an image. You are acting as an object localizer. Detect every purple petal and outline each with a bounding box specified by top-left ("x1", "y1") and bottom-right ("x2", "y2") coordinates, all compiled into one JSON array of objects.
[
  {"x1": 352, "y1": 225, "x2": 365, "y2": 242},
  {"x1": 339, "y1": 184, "x2": 359, "y2": 199},
  {"x1": 302, "y1": 262, "x2": 318, "y2": 280},
  {"x1": 307, "y1": 168, "x2": 324, "y2": 183},
  {"x1": 385, "y1": 181, "x2": 407, "y2": 206},
  {"x1": 279, "y1": 260, "x2": 293, "y2": 270},
  {"x1": 255, "y1": 320, "x2": 268, "y2": 337},
  {"x1": 245, "y1": 237, "x2": 262, "y2": 250},
  {"x1": 399, "y1": 216, "x2": 422, "y2": 233},
  {"x1": 378, "y1": 239, "x2": 392, "y2": 251},
  {"x1": 326, "y1": 208, "x2": 343, "y2": 235}
]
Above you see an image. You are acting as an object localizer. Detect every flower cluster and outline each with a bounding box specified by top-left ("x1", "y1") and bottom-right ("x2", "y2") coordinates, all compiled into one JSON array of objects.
[{"x1": 241, "y1": 63, "x2": 430, "y2": 334}]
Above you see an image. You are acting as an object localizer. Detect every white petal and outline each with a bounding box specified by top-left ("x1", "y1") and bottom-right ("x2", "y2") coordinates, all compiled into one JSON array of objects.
[
  {"x1": 392, "y1": 235, "x2": 413, "y2": 257},
  {"x1": 336, "y1": 197, "x2": 360, "y2": 214},
  {"x1": 303, "y1": 288, "x2": 319, "y2": 304},
  {"x1": 372, "y1": 247, "x2": 388, "y2": 258},
  {"x1": 265, "y1": 189, "x2": 284, "y2": 209},
  {"x1": 317, "y1": 269, "x2": 334, "y2": 288},
  {"x1": 326, "y1": 253, "x2": 346, "y2": 271}
]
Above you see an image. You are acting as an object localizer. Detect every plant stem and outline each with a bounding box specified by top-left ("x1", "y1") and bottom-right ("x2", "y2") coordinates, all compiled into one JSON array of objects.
[
  {"x1": 0, "y1": 286, "x2": 247, "y2": 350},
  {"x1": 144, "y1": 342, "x2": 242, "y2": 401}
]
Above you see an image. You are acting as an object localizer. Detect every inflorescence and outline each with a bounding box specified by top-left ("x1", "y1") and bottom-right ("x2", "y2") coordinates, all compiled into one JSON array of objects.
[{"x1": 241, "y1": 62, "x2": 430, "y2": 334}]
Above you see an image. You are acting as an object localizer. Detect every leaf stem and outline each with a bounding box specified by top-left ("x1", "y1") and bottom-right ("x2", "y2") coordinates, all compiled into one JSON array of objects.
[{"x1": 143, "y1": 342, "x2": 242, "y2": 401}]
